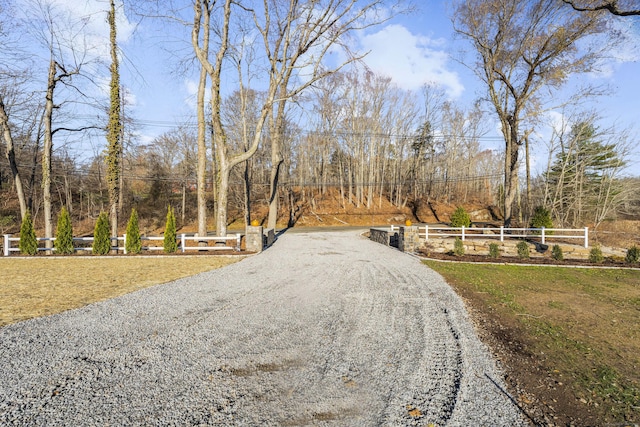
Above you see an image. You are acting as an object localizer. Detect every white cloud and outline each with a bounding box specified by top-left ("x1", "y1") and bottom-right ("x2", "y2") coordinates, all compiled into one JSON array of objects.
[
  {"x1": 19, "y1": 0, "x2": 136, "y2": 62},
  {"x1": 358, "y1": 24, "x2": 464, "y2": 98}
]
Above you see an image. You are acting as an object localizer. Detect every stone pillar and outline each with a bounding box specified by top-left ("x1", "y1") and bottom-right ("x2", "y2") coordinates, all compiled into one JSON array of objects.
[
  {"x1": 405, "y1": 226, "x2": 421, "y2": 253},
  {"x1": 245, "y1": 225, "x2": 263, "y2": 253}
]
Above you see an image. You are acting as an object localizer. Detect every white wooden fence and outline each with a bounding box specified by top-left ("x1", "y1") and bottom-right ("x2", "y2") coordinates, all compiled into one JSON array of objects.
[
  {"x1": 3, "y1": 233, "x2": 242, "y2": 256},
  {"x1": 389, "y1": 225, "x2": 589, "y2": 248}
]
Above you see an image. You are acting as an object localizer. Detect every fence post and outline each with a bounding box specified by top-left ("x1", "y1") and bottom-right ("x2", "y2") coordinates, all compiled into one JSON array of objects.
[
  {"x1": 123, "y1": 234, "x2": 127, "y2": 255},
  {"x1": 425, "y1": 225, "x2": 429, "y2": 241},
  {"x1": 236, "y1": 233, "x2": 241, "y2": 251},
  {"x1": 541, "y1": 227, "x2": 545, "y2": 244},
  {"x1": 461, "y1": 226, "x2": 465, "y2": 241},
  {"x1": 3, "y1": 234, "x2": 9, "y2": 256},
  {"x1": 181, "y1": 234, "x2": 186, "y2": 253},
  {"x1": 584, "y1": 227, "x2": 588, "y2": 248},
  {"x1": 500, "y1": 226, "x2": 504, "y2": 242}
]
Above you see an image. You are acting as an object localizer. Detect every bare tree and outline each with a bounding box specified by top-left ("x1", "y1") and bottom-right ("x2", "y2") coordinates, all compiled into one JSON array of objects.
[
  {"x1": 0, "y1": 1, "x2": 29, "y2": 220},
  {"x1": 254, "y1": 0, "x2": 395, "y2": 230},
  {"x1": 453, "y1": 0, "x2": 608, "y2": 226},
  {"x1": 0, "y1": 90, "x2": 28, "y2": 220}
]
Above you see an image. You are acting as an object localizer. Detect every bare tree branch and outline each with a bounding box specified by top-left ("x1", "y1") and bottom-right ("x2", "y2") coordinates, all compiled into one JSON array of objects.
[{"x1": 562, "y1": 0, "x2": 640, "y2": 16}]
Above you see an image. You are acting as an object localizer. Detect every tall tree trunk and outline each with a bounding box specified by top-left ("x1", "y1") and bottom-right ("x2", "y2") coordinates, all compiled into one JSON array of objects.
[
  {"x1": 243, "y1": 160, "x2": 251, "y2": 226},
  {"x1": 106, "y1": 0, "x2": 122, "y2": 240},
  {"x1": 267, "y1": 154, "x2": 283, "y2": 229},
  {"x1": 43, "y1": 59, "x2": 56, "y2": 250},
  {"x1": 0, "y1": 96, "x2": 27, "y2": 220},
  {"x1": 196, "y1": 64, "x2": 208, "y2": 237},
  {"x1": 215, "y1": 162, "x2": 230, "y2": 236},
  {"x1": 267, "y1": 98, "x2": 286, "y2": 230}
]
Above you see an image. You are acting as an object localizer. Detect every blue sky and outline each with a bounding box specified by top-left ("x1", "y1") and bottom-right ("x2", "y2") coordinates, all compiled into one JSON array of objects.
[{"x1": 17, "y1": 0, "x2": 640, "y2": 176}]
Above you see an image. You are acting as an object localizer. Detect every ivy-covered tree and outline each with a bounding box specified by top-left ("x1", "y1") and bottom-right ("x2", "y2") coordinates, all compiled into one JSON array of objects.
[
  {"x1": 106, "y1": 0, "x2": 122, "y2": 240},
  {"x1": 163, "y1": 206, "x2": 178, "y2": 254},
  {"x1": 54, "y1": 207, "x2": 74, "y2": 255},
  {"x1": 93, "y1": 212, "x2": 111, "y2": 255},
  {"x1": 19, "y1": 211, "x2": 38, "y2": 255},
  {"x1": 125, "y1": 209, "x2": 142, "y2": 254}
]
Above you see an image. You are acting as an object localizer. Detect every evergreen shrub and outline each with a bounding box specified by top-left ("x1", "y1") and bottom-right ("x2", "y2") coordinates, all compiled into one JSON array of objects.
[
  {"x1": 530, "y1": 206, "x2": 553, "y2": 234},
  {"x1": 625, "y1": 246, "x2": 639, "y2": 264},
  {"x1": 551, "y1": 244, "x2": 564, "y2": 261},
  {"x1": 516, "y1": 241, "x2": 530, "y2": 259},
  {"x1": 450, "y1": 207, "x2": 471, "y2": 228},
  {"x1": 488, "y1": 243, "x2": 500, "y2": 258},
  {"x1": 19, "y1": 211, "x2": 38, "y2": 255},
  {"x1": 589, "y1": 245, "x2": 604, "y2": 263},
  {"x1": 93, "y1": 212, "x2": 111, "y2": 255},
  {"x1": 125, "y1": 209, "x2": 142, "y2": 254},
  {"x1": 163, "y1": 206, "x2": 178, "y2": 254},
  {"x1": 453, "y1": 237, "x2": 465, "y2": 256},
  {"x1": 54, "y1": 207, "x2": 74, "y2": 255}
]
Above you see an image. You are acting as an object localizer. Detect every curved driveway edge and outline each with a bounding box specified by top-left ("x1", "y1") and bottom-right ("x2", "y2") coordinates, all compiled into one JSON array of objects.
[{"x1": 0, "y1": 231, "x2": 528, "y2": 426}]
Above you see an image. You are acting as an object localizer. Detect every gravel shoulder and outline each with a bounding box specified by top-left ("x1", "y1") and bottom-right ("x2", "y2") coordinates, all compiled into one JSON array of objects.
[{"x1": 0, "y1": 231, "x2": 528, "y2": 426}]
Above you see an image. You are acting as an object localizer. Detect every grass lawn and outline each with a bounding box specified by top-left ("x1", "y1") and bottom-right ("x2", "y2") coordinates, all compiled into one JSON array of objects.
[
  {"x1": 425, "y1": 260, "x2": 640, "y2": 425},
  {"x1": 0, "y1": 256, "x2": 241, "y2": 327}
]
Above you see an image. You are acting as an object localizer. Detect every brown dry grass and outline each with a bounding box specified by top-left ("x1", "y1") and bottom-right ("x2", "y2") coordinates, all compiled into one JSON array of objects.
[{"x1": 0, "y1": 256, "x2": 242, "y2": 327}]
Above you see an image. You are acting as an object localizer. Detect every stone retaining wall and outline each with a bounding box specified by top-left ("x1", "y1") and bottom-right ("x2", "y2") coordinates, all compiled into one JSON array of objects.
[{"x1": 421, "y1": 237, "x2": 626, "y2": 260}]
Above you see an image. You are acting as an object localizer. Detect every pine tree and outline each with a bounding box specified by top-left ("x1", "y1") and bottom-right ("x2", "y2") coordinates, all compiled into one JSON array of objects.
[
  {"x1": 93, "y1": 212, "x2": 111, "y2": 255},
  {"x1": 19, "y1": 211, "x2": 38, "y2": 255},
  {"x1": 163, "y1": 206, "x2": 178, "y2": 254},
  {"x1": 125, "y1": 208, "x2": 142, "y2": 254},
  {"x1": 450, "y1": 207, "x2": 471, "y2": 227},
  {"x1": 54, "y1": 207, "x2": 74, "y2": 255},
  {"x1": 530, "y1": 206, "x2": 554, "y2": 235}
]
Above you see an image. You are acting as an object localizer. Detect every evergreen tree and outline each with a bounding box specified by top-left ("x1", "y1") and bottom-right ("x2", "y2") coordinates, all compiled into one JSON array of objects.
[
  {"x1": 19, "y1": 211, "x2": 38, "y2": 255},
  {"x1": 93, "y1": 212, "x2": 111, "y2": 255},
  {"x1": 530, "y1": 206, "x2": 554, "y2": 234},
  {"x1": 163, "y1": 206, "x2": 178, "y2": 254},
  {"x1": 450, "y1": 207, "x2": 471, "y2": 227},
  {"x1": 546, "y1": 121, "x2": 625, "y2": 226},
  {"x1": 54, "y1": 207, "x2": 74, "y2": 255},
  {"x1": 125, "y1": 208, "x2": 142, "y2": 254}
]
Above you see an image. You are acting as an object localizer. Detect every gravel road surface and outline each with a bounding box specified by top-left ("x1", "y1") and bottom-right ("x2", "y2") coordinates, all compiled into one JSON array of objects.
[{"x1": 0, "y1": 230, "x2": 528, "y2": 426}]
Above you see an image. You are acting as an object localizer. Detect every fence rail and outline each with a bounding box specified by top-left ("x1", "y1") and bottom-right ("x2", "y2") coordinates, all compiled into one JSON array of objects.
[
  {"x1": 3, "y1": 233, "x2": 242, "y2": 256},
  {"x1": 389, "y1": 225, "x2": 589, "y2": 248}
]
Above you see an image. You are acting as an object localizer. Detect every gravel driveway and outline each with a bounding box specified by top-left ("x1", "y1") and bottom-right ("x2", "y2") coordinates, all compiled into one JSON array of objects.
[{"x1": 0, "y1": 230, "x2": 528, "y2": 426}]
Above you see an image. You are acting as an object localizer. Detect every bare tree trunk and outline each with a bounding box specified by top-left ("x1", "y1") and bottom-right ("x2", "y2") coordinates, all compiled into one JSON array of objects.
[
  {"x1": 196, "y1": 63, "x2": 208, "y2": 237},
  {"x1": 0, "y1": 96, "x2": 27, "y2": 220},
  {"x1": 215, "y1": 162, "x2": 230, "y2": 236},
  {"x1": 243, "y1": 160, "x2": 251, "y2": 226}
]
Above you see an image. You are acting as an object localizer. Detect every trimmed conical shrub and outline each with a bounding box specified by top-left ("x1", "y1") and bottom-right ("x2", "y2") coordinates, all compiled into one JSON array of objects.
[
  {"x1": 125, "y1": 208, "x2": 142, "y2": 254},
  {"x1": 19, "y1": 211, "x2": 38, "y2": 255},
  {"x1": 163, "y1": 206, "x2": 177, "y2": 254},
  {"x1": 93, "y1": 212, "x2": 111, "y2": 255},
  {"x1": 54, "y1": 207, "x2": 74, "y2": 255}
]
